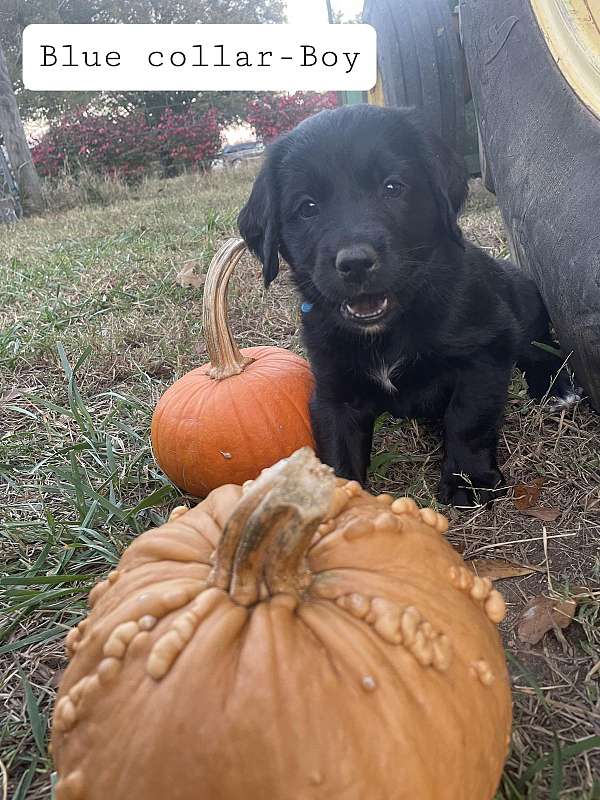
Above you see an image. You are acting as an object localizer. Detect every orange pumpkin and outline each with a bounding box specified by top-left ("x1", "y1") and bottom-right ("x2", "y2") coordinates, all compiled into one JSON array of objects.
[
  {"x1": 151, "y1": 238, "x2": 315, "y2": 496},
  {"x1": 52, "y1": 448, "x2": 512, "y2": 800}
]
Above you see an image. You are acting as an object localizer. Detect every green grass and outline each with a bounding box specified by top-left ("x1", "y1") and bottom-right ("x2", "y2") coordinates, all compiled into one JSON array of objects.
[
  {"x1": 1, "y1": 168, "x2": 253, "y2": 798},
  {"x1": 1, "y1": 172, "x2": 598, "y2": 799}
]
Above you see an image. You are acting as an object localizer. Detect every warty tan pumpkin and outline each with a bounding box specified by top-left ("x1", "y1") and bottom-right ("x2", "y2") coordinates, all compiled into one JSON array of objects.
[
  {"x1": 52, "y1": 448, "x2": 512, "y2": 800},
  {"x1": 151, "y1": 238, "x2": 315, "y2": 496}
]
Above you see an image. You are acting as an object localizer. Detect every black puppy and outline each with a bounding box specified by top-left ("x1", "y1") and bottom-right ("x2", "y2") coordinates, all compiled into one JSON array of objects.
[{"x1": 238, "y1": 105, "x2": 575, "y2": 506}]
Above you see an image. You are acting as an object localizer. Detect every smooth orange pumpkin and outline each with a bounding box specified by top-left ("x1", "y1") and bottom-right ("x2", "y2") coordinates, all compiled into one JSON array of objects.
[
  {"x1": 151, "y1": 238, "x2": 315, "y2": 496},
  {"x1": 52, "y1": 448, "x2": 512, "y2": 800}
]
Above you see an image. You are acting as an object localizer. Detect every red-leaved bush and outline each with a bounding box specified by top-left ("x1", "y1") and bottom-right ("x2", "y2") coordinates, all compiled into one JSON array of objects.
[
  {"x1": 246, "y1": 92, "x2": 338, "y2": 142},
  {"x1": 32, "y1": 106, "x2": 223, "y2": 180}
]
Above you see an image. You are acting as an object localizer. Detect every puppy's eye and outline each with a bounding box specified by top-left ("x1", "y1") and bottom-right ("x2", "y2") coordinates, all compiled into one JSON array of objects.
[
  {"x1": 383, "y1": 180, "x2": 404, "y2": 198},
  {"x1": 298, "y1": 198, "x2": 319, "y2": 219}
]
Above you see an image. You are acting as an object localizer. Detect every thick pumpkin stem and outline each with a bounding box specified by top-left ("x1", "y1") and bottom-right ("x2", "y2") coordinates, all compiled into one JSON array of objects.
[
  {"x1": 203, "y1": 238, "x2": 255, "y2": 380},
  {"x1": 208, "y1": 448, "x2": 336, "y2": 606}
]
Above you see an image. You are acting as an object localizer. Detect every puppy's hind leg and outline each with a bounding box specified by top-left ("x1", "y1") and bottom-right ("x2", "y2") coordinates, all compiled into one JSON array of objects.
[{"x1": 517, "y1": 340, "x2": 581, "y2": 408}]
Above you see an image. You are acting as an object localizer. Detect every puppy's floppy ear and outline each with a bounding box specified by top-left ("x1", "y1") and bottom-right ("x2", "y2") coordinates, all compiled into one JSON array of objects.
[
  {"x1": 237, "y1": 164, "x2": 280, "y2": 287},
  {"x1": 410, "y1": 116, "x2": 469, "y2": 247},
  {"x1": 433, "y1": 144, "x2": 468, "y2": 247}
]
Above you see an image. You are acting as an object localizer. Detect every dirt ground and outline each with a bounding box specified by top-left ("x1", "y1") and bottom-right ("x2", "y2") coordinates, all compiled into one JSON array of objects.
[{"x1": 0, "y1": 169, "x2": 598, "y2": 799}]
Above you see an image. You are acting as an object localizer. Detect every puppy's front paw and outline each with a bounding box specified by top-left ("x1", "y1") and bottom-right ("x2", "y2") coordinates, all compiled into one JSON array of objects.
[
  {"x1": 438, "y1": 467, "x2": 506, "y2": 508},
  {"x1": 547, "y1": 387, "x2": 583, "y2": 412},
  {"x1": 543, "y1": 370, "x2": 583, "y2": 410}
]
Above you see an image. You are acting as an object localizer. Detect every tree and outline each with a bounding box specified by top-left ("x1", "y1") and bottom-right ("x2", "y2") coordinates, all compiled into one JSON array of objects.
[
  {"x1": 1, "y1": 0, "x2": 285, "y2": 122},
  {"x1": 0, "y1": 43, "x2": 43, "y2": 214}
]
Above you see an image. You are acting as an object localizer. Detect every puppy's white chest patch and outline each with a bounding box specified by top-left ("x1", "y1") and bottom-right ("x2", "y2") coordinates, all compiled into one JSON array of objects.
[{"x1": 369, "y1": 358, "x2": 406, "y2": 393}]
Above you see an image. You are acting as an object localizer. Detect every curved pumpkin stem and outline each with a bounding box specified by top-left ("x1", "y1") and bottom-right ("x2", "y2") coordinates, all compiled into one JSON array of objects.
[
  {"x1": 203, "y1": 238, "x2": 255, "y2": 380},
  {"x1": 208, "y1": 448, "x2": 336, "y2": 606}
]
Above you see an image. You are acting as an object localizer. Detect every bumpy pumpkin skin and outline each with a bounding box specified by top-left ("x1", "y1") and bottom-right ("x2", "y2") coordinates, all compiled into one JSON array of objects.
[
  {"x1": 150, "y1": 345, "x2": 315, "y2": 496},
  {"x1": 52, "y1": 453, "x2": 511, "y2": 800}
]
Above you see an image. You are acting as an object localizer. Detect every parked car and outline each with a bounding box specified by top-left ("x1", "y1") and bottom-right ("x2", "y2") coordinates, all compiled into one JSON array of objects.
[{"x1": 212, "y1": 140, "x2": 264, "y2": 169}]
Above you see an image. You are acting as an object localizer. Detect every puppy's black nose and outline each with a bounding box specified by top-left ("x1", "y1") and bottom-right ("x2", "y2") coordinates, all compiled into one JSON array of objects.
[{"x1": 336, "y1": 244, "x2": 378, "y2": 283}]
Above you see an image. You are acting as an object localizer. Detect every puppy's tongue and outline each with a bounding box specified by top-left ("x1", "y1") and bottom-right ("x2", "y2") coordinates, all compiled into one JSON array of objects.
[{"x1": 344, "y1": 293, "x2": 389, "y2": 319}]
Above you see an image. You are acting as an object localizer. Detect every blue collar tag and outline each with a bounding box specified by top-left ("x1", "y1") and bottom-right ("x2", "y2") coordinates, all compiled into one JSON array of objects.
[{"x1": 301, "y1": 301, "x2": 314, "y2": 314}]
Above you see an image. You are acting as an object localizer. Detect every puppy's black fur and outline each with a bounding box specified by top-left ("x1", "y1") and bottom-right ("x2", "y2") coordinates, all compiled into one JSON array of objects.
[{"x1": 238, "y1": 105, "x2": 574, "y2": 505}]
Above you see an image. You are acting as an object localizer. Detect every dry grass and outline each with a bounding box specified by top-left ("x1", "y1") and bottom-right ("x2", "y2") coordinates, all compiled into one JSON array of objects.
[
  {"x1": 1, "y1": 170, "x2": 598, "y2": 799},
  {"x1": 39, "y1": 168, "x2": 138, "y2": 213}
]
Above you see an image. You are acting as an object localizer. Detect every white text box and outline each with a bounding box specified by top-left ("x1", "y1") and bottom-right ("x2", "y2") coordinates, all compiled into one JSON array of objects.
[{"x1": 23, "y1": 24, "x2": 377, "y2": 91}]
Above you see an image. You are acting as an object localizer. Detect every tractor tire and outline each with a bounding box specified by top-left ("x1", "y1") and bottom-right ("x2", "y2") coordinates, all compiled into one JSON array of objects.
[
  {"x1": 476, "y1": 120, "x2": 495, "y2": 194},
  {"x1": 460, "y1": 0, "x2": 600, "y2": 409},
  {"x1": 363, "y1": 0, "x2": 466, "y2": 158}
]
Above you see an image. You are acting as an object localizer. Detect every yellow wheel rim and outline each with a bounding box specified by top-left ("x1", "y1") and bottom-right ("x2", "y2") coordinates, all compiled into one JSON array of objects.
[
  {"x1": 530, "y1": 0, "x2": 600, "y2": 119},
  {"x1": 368, "y1": 71, "x2": 386, "y2": 107}
]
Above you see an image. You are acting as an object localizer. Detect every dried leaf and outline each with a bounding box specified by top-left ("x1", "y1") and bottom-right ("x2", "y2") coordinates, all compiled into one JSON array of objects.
[
  {"x1": 50, "y1": 668, "x2": 65, "y2": 688},
  {"x1": 176, "y1": 262, "x2": 205, "y2": 288},
  {"x1": 0, "y1": 387, "x2": 23, "y2": 404},
  {"x1": 466, "y1": 558, "x2": 543, "y2": 580},
  {"x1": 522, "y1": 507, "x2": 561, "y2": 522},
  {"x1": 514, "y1": 477, "x2": 545, "y2": 510},
  {"x1": 517, "y1": 595, "x2": 577, "y2": 644},
  {"x1": 570, "y1": 584, "x2": 594, "y2": 598},
  {"x1": 146, "y1": 361, "x2": 174, "y2": 379}
]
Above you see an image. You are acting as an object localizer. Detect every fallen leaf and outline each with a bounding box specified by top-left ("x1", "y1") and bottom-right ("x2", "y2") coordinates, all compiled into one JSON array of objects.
[
  {"x1": 514, "y1": 478, "x2": 545, "y2": 510},
  {"x1": 50, "y1": 668, "x2": 65, "y2": 688},
  {"x1": 517, "y1": 594, "x2": 577, "y2": 644},
  {"x1": 570, "y1": 584, "x2": 594, "y2": 598},
  {"x1": 522, "y1": 507, "x2": 561, "y2": 522},
  {"x1": 466, "y1": 558, "x2": 544, "y2": 580},
  {"x1": 146, "y1": 361, "x2": 174, "y2": 379},
  {"x1": 0, "y1": 387, "x2": 23, "y2": 404},
  {"x1": 176, "y1": 262, "x2": 205, "y2": 288}
]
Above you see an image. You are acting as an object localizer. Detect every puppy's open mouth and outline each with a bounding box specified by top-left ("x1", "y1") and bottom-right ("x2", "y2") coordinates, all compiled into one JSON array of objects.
[{"x1": 341, "y1": 293, "x2": 392, "y2": 324}]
